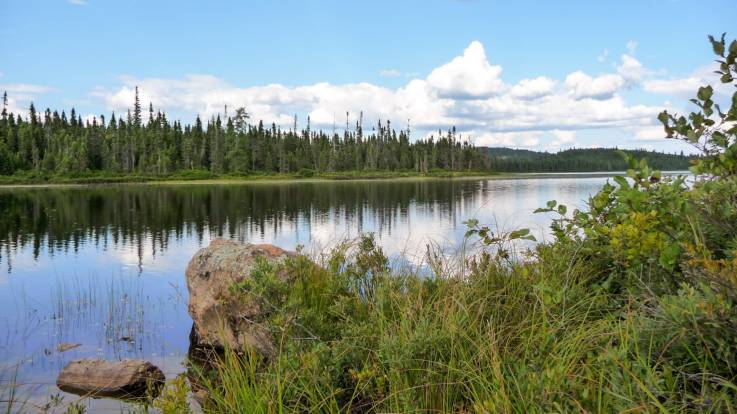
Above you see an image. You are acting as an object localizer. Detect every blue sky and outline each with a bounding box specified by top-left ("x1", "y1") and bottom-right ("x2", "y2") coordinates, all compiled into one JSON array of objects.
[{"x1": 1, "y1": 0, "x2": 735, "y2": 152}]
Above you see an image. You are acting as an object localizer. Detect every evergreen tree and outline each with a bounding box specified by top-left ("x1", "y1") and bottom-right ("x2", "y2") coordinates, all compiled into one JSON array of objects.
[{"x1": 0, "y1": 90, "x2": 687, "y2": 179}]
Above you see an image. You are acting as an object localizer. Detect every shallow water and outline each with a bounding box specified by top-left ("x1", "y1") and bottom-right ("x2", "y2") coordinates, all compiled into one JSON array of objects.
[{"x1": 0, "y1": 174, "x2": 633, "y2": 411}]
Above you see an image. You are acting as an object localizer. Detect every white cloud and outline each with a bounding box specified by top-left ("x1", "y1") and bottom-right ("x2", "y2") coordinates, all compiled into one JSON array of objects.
[
  {"x1": 634, "y1": 125, "x2": 667, "y2": 141},
  {"x1": 2, "y1": 94, "x2": 28, "y2": 116},
  {"x1": 472, "y1": 131, "x2": 541, "y2": 148},
  {"x1": 379, "y1": 69, "x2": 402, "y2": 77},
  {"x1": 564, "y1": 71, "x2": 625, "y2": 100},
  {"x1": 0, "y1": 83, "x2": 56, "y2": 94},
  {"x1": 0, "y1": 82, "x2": 57, "y2": 117},
  {"x1": 642, "y1": 63, "x2": 729, "y2": 99},
  {"x1": 617, "y1": 54, "x2": 644, "y2": 84},
  {"x1": 426, "y1": 41, "x2": 505, "y2": 99},
  {"x1": 88, "y1": 40, "x2": 677, "y2": 151},
  {"x1": 547, "y1": 130, "x2": 578, "y2": 150},
  {"x1": 643, "y1": 77, "x2": 702, "y2": 95},
  {"x1": 510, "y1": 77, "x2": 555, "y2": 100},
  {"x1": 68, "y1": 0, "x2": 88, "y2": 5},
  {"x1": 563, "y1": 53, "x2": 643, "y2": 100},
  {"x1": 552, "y1": 129, "x2": 576, "y2": 143}
]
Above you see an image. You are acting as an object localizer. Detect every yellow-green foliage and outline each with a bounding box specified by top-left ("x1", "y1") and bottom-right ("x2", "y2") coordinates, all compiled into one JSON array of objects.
[{"x1": 153, "y1": 374, "x2": 192, "y2": 414}]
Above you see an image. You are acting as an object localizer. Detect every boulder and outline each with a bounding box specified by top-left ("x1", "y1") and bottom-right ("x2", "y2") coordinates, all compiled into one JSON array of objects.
[
  {"x1": 185, "y1": 239, "x2": 295, "y2": 357},
  {"x1": 56, "y1": 359, "x2": 165, "y2": 399}
]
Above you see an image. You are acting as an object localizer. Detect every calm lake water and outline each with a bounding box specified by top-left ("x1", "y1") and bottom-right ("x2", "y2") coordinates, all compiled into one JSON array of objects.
[{"x1": 0, "y1": 174, "x2": 621, "y2": 411}]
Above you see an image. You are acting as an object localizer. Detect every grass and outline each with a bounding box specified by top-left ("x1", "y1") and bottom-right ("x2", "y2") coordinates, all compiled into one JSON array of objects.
[
  {"x1": 0, "y1": 365, "x2": 27, "y2": 414},
  {"x1": 0, "y1": 169, "x2": 503, "y2": 186},
  {"x1": 173, "y1": 235, "x2": 737, "y2": 413},
  {"x1": 50, "y1": 274, "x2": 147, "y2": 356},
  {"x1": 2, "y1": 175, "x2": 732, "y2": 413},
  {"x1": 4, "y1": 230, "x2": 735, "y2": 413}
]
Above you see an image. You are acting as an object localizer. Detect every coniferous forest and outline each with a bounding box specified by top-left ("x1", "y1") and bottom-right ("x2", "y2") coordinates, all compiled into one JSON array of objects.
[
  {"x1": 483, "y1": 147, "x2": 692, "y2": 172},
  {"x1": 0, "y1": 89, "x2": 489, "y2": 178},
  {"x1": 0, "y1": 88, "x2": 694, "y2": 180}
]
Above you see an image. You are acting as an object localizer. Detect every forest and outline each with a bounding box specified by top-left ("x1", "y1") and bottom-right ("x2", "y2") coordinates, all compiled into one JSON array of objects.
[
  {"x1": 0, "y1": 89, "x2": 694, "y2": 180},
  {"x1": 0, "y1": 89, "x2": 488, "y2": 178},
  {"x1": 484, "y1": 146, "x2": 692, "y2": 172}
]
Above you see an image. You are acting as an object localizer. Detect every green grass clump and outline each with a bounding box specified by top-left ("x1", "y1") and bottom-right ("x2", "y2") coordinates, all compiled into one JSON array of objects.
[{"x1": 186, "y1": 234, "x2": 735, "y2": 413}]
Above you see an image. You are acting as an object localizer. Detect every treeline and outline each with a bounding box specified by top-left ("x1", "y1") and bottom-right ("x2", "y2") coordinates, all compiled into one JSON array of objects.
[
  {"x1": 483, "y1": 147, "x2": 692, "y2": 172},
  {"x1": 0, "y1": 90, "x2": 489, "y2": 176}
]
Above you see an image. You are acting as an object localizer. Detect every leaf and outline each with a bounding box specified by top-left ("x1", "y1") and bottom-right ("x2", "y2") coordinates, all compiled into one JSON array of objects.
[
  {"x1": 557, "y1": 204, "x2": 567, "y2": 215},
  {"x1": 546, "y1": 200, "x2": 557, "y2": 209},
  {"x1": 463, "y1": 219, "x2": 479, "y2": 228},
  {"x1": 613, "y1": 175, "x2": 629, "y2": 188},
  {"x1": 687, "y1": 130, "x2": 698, "y2": 143},
  {"x1": 697, "y1": 85, "x2": 713, "y2": 101},
  {"x1": 709, "y1": 34, "x2": 725, "y2": 56},
  {"x1": 509, "y1": 228, "x2": 531, "y2": 239}
]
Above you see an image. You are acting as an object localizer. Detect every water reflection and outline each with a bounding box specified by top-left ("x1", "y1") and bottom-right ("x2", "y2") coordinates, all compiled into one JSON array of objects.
[{"x1": 0, "y1": 176, "x2": 611, "y2": 411}]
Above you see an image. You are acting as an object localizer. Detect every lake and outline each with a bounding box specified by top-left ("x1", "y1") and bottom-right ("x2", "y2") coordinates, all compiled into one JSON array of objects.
[{"x1": 0, "y1": 174, "x2": 619, "y2": 411}]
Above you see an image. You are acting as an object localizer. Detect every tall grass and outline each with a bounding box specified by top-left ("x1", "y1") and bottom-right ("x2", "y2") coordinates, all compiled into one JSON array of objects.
[
  {"x1": 186, "y1": 238, "x2": 737, "y2": 413},
  {"x1": 0, "y1": 365, "x2": 27, "y2": 414}
]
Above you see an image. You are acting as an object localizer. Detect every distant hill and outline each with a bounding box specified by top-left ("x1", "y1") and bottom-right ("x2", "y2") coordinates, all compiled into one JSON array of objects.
[{"x1": 480, "y1": 147, "x2": 693, "y2": 173}]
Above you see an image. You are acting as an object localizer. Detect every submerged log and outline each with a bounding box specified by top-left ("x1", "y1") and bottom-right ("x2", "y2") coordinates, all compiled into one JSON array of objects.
[{"x1": 56, "y1": 359, "x2": 165, "y2": 400}]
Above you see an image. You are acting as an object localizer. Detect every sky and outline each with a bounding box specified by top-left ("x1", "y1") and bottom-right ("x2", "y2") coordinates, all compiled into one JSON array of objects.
[{"x1": 1, "y1": 0, "x2": 735, "y2": 153}]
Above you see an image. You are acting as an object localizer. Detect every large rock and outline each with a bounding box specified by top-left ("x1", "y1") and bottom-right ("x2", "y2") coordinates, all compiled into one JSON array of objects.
[
  {"x1": 56, "y1": 359, "x2": 165, "y2": 399},
  {"x1": 185, "y1": 239, "x2": 294, "y2": 357}
]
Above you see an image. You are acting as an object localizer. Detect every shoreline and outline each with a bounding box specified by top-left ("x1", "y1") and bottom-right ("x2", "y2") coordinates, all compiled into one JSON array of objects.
[
  {"x1": 0, "y1": 170, "x2": 693, "y2": 188},
  {"x1": 0, "y1": 171, "x2": 502, "y2": 188}
]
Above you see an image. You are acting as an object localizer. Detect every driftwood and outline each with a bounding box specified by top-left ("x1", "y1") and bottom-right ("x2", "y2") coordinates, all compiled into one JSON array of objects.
[{"x1": 56, "y1": 359, "x2": 165, "y2": 399}]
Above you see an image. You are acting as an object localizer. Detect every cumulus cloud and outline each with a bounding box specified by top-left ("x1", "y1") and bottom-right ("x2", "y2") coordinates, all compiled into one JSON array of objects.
[
  {"x1": 565, "y1": 71, "x2": 625, "y2": 100},
  {"x1": 552, "y1": 129, "x2": 576, "y2": 143},
  {"x1": 643, "y1": 63, "x2": 729, "y2": 99},
  {"x1": 88, "y1": 40, "x2": 689, "y2": 151},
  {"x1": 634, "y1": 125, "x2": 668, "y2": 141},
  {"x1": 510, "y1": 77, "x2": 556, "y2": 100},
  {"x1": 426, "y1": 41, "x2": 505, "y2": 99},
  {"x1": 617, "y1": 54, "x2": 644, "y2": 84},
  {"x1": 643, "y1": 77, "x2": 703, "y2": 96},
  {"x1": 1, "y1": 82, "x2": 57, "y2": 117},
  {"x1": 472, "y1": 131, "x2": 542, "y2": 148},
  {"x1": 564, "y1": 53, "x2": 643, "y2": 99}
]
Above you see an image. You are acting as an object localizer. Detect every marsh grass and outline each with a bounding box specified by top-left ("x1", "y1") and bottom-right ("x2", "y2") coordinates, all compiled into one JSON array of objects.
[
  {"x1": 181, "y1": 236, "x2": 737, "y2": 413},
  {"x1": 0, "y1": 365, "x2": 28, "y2": 414},
  {"x1": 50, "y1": 274, "x2": 150, "y2": 355}
]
